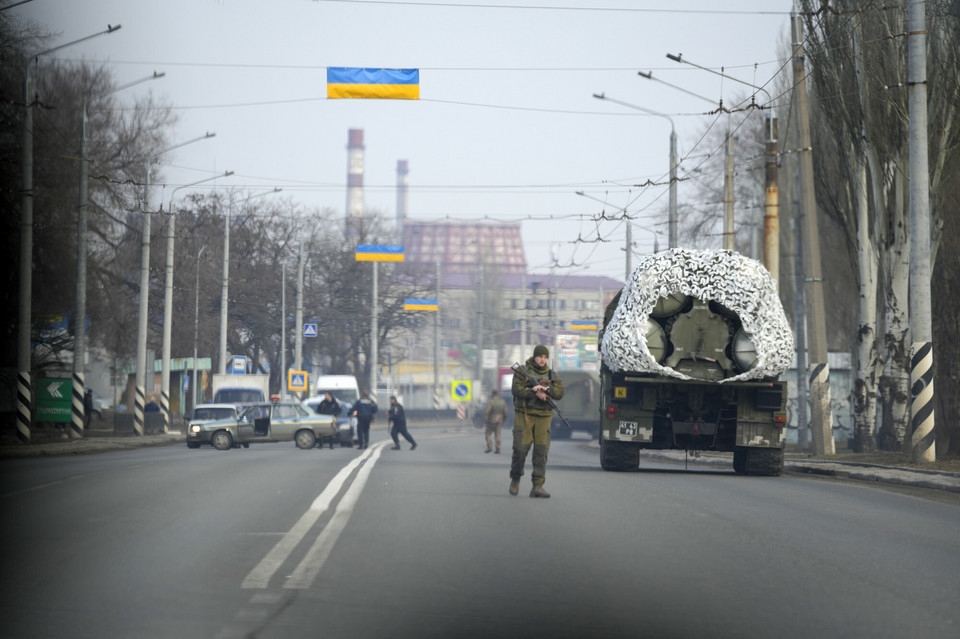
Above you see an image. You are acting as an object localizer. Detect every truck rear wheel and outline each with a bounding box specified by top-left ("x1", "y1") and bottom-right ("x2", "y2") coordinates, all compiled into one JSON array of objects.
[
  {"x1": 600, "y1": 437, "x2": 639, "y2": 471},
  {"x1": 734, "y1": 447, "x2": 784, "y2": 476}
]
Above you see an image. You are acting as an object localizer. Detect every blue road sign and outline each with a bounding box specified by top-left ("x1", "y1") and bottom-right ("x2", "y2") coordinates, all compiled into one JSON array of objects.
[
  {"x1": 451, "y1": 380, "x2": 472, "y2": 402},
  {"x1": 232, "y1": 356, "x2": 247, "y2": 374},
  {"x1": 303, "y1": 323, "x2": 317, "y2": 337}
]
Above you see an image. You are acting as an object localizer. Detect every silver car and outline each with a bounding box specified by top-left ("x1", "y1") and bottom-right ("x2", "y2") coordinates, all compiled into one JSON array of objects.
[
  {"x1": 186, "y1": 403, "x2": 241, "y2": 448},
  {"x1": 189, "y1": 401, "x2": 336, "y2": 451}
]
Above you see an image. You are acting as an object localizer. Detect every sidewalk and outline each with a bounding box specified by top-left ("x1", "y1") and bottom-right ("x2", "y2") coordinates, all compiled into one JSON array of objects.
[
  {"x1": 631, "y1": 449, "x2": 960, "y2": 495},
  {"x1": 0, "y1": 423, "x2": 186, "y2": 459}
]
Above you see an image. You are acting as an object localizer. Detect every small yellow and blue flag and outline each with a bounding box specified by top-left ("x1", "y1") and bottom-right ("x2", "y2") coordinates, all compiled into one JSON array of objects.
[
  {"x1": 404, "y1": 299, "x2": 439, "y2": 311},
  {"x1": 327, "y1": 67, "x2": 420, "y2": 100},
  {"x1": 570, "y1": 321, "x2": 598, "y2": 330},
  {"x1": 355, "y1": 244, "x2": 405, "y2": 262}
]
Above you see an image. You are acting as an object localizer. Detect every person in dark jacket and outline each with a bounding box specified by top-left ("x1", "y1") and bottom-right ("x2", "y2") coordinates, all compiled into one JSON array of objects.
[
  {"x1": 388, "y1": 395, "x2": 417, "y2": 450},
  {"x1": 83, "y1": 389, "x2": 95, "y2": 429},
  {"x1": 352, "y1": 391, "x2": 378, "y2": 450},
  {"x1": 316, "y1": 392, "x2": 341, "y2": 417},
  {"x1": 315, "y1": 392, "x2": 341, "y2": 449}
]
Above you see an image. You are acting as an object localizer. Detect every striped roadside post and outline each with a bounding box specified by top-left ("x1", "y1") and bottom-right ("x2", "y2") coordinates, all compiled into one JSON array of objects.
[
  {"x1": 17, "y1": 372, "x2": 31, "y2": 444},
  {"x1": 910, "y1": 342, "x2": 934, "y2": 461},
  {"x1": 70, "y1": 373, "x2": 85, "y2": 439},
  {"x1": 134, "y1": 386, "x2": 145, "y2": 436},
  {"x1": 160, "y1": 389, "x2": 170, "y2": 434}
]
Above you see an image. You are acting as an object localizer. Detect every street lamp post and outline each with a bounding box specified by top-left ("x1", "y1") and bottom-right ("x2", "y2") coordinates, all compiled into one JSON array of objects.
[
  {"x1": 73, "y1": 71, "x2": 164, "y2": 440},
  {"x1": 192, "y1": 245, "x2": 207, "y2": 414},
  {"x1": 593, "y1": 92, "x2": 678, "y2": 249},
  {"x1": 17, "y1": 24, "x2": 121, "y2": 445},
  {"x1": 219, "y1": 188, "x2": 282, "y2": 375},
  {"x1": 134, "y1": 133, "x2": 216, "y2": 437},
  {"x1": 162, "y1": 171, "x2": 232, "y2": 433}
]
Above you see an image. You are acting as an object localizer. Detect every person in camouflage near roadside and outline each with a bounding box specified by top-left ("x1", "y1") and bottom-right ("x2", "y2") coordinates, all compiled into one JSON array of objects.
[
  {"x1": 509, "y1": 345, "x2": 564, "y2": 498},
  {"x1": 482, "y1": 389, "x2": 508, "y2": 454}
]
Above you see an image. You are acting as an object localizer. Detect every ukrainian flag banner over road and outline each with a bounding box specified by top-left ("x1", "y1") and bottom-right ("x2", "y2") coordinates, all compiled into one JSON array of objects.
[
  {"x1": 355, "y1": 244, "x2": 405, "y2": 262},
  {"x1": 327, "y1": 68, "x2": 420, "y2": 100},
  {"x1": 404, "y1": 299, "x2": 438, "y2": 311}
]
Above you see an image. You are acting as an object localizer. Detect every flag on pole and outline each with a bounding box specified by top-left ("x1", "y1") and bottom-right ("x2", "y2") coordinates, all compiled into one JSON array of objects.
[
  {"x1": 404, "y1": 299, "x2": 439, "y2": 311},
  {"x1": 355, "y1": 244, "x2": 405, "y2": 262},
  {"x1": 327, "y1": 67, "x2": 420, "y2": 100}
]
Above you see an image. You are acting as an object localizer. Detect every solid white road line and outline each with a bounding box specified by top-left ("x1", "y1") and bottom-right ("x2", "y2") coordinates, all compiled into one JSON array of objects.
[
  {"x1": 283, "y1": 442, "x2": 386, "y2": 589},
  {"x1": 241, "y1": 444, "x2": 382, "y2": 589}
]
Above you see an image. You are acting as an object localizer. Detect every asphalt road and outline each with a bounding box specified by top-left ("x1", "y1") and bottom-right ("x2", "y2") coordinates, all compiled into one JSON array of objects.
[{"x1": 2, "y1": 426, "x2": 959, "y2": 638}]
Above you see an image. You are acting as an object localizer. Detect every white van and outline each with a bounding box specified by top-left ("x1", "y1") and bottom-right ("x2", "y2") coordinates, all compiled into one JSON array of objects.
[{"x1": 306, "y1": 375, "x2": 361, "y2": 446}]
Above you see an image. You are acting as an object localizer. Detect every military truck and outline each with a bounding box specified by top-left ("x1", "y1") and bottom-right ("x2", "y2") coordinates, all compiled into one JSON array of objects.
[
  {"x1": 551, "y1": 369, "x2": 600, "y2": 439},
  {"x1": 598, "y1": 249, "x2": 793, "y2": 476}
]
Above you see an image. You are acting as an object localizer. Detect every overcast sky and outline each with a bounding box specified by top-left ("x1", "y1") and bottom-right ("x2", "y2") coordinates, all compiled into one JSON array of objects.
[{"x1": 16, "y1": 0, "x2": 793, "y2": 281}]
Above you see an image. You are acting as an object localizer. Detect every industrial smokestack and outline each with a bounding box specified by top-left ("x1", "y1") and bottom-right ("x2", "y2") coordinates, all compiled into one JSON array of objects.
[
  {"x1": 346, "y1": 129, "x2": 364, "y2": 237},
  {"x1": 396, "y1": 159, "x2": 408, "y2": 232}
]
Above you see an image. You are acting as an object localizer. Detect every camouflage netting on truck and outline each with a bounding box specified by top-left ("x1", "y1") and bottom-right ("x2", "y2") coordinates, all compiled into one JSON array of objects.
[{"x1": 600, "y1": 248, "x2": 794, "y2": 382}]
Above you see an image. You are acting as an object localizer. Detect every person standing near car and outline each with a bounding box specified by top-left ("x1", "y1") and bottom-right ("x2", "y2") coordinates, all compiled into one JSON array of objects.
[
  {"x1": 387, "y1": 395, "x2": 417, "y2": 450},
  {"x1": 510, "y1": 345, "x2": 564, "y2": 498},
  {"x1": 482, "y1": 388, "x2": 508, "y2": 454},
  {"x1": 316, "y1": 392, "x2": 341, "y2": 449},
  {"x1": 83, "y1": 389, "x2": 94, "y2": 429},
  {"x1": 352, "y1": 390, "x2": 378, "y2": 450}
]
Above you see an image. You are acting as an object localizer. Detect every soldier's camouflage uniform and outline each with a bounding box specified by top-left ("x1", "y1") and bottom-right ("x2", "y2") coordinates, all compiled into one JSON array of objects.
[{"x1": 510, "y1": 357, "x2": 564, "y2": 487}]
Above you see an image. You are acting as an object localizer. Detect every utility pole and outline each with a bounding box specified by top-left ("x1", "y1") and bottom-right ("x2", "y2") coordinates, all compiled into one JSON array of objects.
[
  {"x1": 192, "y1": 245, "x2": 206, "y2": 413},
  {"x1": 433, "y1": 261, "x2": 440, "y2": 411},
  {"x1": 219, "y1": 198, "x2": 231, "y2": 375},
  {"x1": 18, "y1": 25, "x2": 121, "y2": 445},
  {"x1": 295, "y1": 240, "x2": 305, "y2": 400},
  {"x1": 75, "y1": 71, "x2": 165, "y2": 439},
  {"x1": 764, "y1": 113, "x2": 780, "y2": 287},
  {"x1": 625, "y1": 222, "x2": 633, "y2": 279},
  {"x1": 476, "y1": 260, "x2": 484, "y2": 393},
  {"x1": 163, "y1": 171, "x2": 231, "y2": 432},
  {"x1": 723, "y1": 120, "x2": 736, "y2": 251},
  {"x1": 370, "y1": 261, "x2": 378, "y2": 397},
  {"x1": 907, "y1": 0, "x2": 934, "y2": 462},
  {"x1": 793, "y1": 165, "x2": 809, "y2": 451},
  {"x1": 792, "y1": 13, "x2": 834, "y2": 455},
  {"x1": 280, "y1": 263, "x2": 286, "y2": 400}
]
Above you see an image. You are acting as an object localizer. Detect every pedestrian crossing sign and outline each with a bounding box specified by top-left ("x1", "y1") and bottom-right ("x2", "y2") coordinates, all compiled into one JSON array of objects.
[
  {"x1": 288, "y1": 370, "x2": 308, "y2": 392},
  {"x1": 303, "y1": 323, "x2": 317, "y2": 337}
]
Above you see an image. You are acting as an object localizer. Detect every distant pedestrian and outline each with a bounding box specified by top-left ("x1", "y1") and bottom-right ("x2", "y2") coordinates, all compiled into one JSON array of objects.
[
  {"x1": 83, "y1": 389, "x2": 94, "y2": 429},
  {"x1": 352, "y1": 391, "x2": 378, "y2": 449},
  {"x1": 388, "y1": 395, "x2": 417, "y2": 450},
  {"x1": 510, "y1": 345, "x2": 564, "y2": 498},
  {"x1": 315, "y1": 392, "x2": 341, "y2": 449},
  {"x1": 482, "y1": 389, "x2": 508, "y2": 454}
]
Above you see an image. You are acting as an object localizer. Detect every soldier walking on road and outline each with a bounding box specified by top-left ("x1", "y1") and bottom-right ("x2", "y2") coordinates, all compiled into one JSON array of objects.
[
  {"x1": 482, "y1": 389, "x2": 508, "y2": 454},
  {"x1": 509, "y1": 345, "x2": 564, "y2": 498}
]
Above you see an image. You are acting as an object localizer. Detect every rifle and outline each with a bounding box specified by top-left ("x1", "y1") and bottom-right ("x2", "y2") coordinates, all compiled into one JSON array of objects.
[{"x1": 511, "y1": 362, "x2": 571, "y2": 430}]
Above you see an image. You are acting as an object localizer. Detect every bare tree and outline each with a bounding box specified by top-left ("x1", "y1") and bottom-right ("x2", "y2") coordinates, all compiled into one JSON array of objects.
[{"x1": 799, "y1": 0, "x2": 960, "y2": 451}]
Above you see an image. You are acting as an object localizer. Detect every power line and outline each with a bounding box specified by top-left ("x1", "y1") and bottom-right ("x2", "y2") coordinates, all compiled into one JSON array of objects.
[{"x1": 315, "y1": 0, "x2": 794, "y2": 16}]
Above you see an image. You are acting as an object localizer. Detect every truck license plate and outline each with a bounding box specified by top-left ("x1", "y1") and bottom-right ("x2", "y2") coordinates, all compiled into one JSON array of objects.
[{"x1": 618, "y1": 421, "x2": 638, "y2": 436}]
